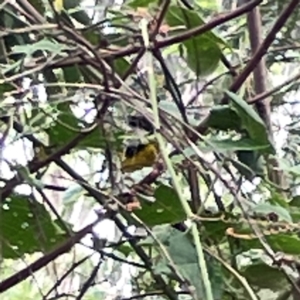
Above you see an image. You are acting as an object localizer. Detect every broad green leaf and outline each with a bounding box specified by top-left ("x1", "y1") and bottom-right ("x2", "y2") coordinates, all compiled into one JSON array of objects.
[
  {"x1": 172, "y1": 137, "x2": 270, "y2": 167},
  {"x1": 238, "y1": 234, "x2": 300, "y2": 255},
  {"x1": 241, "y1": 263, "x2": 287, "y2": 291},
  {"x1": 251, "y1": 203, "x2": 292, "y2": 222},
  {"x1": 0, "y1": 195, "x2": 69, "y2": 259},
  {"x1": 225, "y1": 91, "x2": 275, "y2": 154},
  {"x1": 79, "y1": 128, "x2": 124, "y2": 150},
  {"x1": 126, "y1": 0, "x2": 157, "y2": 8},
  {"x1": 1, "y1": 61, "x2": 22, "y2": 76},
  {"x1": 159, "y1": 100, "x2": 181, "y2": 119},
  {"x1": 141, "y1": 225, "x2": 223, "y2": 299},
  {"x1": 12, "y1": 38, "x2": 70, "y2": 57},
  {"x1": 195, "y1": 0, "x2": 218, "y2": 10},
  {"x1": 83, "y1": 30, "x2": 101, "y2": 46},
  {"x1": 286, "y1": 196, "x2": 300, "y2": 222},
  {"x1": 63, "y1": 184, "x2": 86, "y2": 204},
  {"x1": 233, "y1": 150, "x2": 265, "y2": 179},
  {"x1": 290, "y1": 195, "x2": 300, "y2": 207},
  {"x1": 268, "y1": 192, "x2": 289, "y2": 209},
  {"x1": 0, "y1": 6, "x2": 30, "y2": 36},
  {"x1": 62, "y1": 65, "x2": 82, "y2": 83},
  {"x1": 165, "y1": 6, "x2": 224, "y2": 45},
  {"x1": 184, "y1": 36, "x2": 222, "y2": 77},
  {"x1": 104, "y1": 33, "x2": 129, "y2": 47},
  {"x1": 205, "y1": 105, "x2": 241, "y2": 131},
  {"x1": 281, "y1": 163, "x2": 300, "y2": 177},
  {"x1": 0, "y1": 83, "x2": 14, "y2": 96},
  {"x1": 64, "y1": 0, "x2": 91, "y2": 25},
  {"x1": 134, "y1": 184, "x2": 186, "y2": 226},
  {"x1": 43, "y1": 69, "x2": 62, "y2": 95},
  {"x1": 46, "y1": 102, "x2": 82, "y2": 145},
  {"x1": 46, "y1": 102, "x2": 124, "y2": 150},
  {"x1": 0, "y1": 6, "x2": 31, "y2": 63},
  {"x1": 63, "y1": 0, "x2": 87, "y2": 12},
  {"x1": 200, "y1": 137, "x2": 271, "y2": 153},
  {"x1": 15, "y1": 165, "x2": 44, "y2": 189},
  {"x1": 27, "y1": 105, "x2": 53, "y2": 129},
  {"x1": 113, "y1": 58, "x2": 131, "y2": 78},
  {"x1": 117, "y1": 243, "x2": 134, "y2": 257},
  {"x1": 159, "y1": 100, "x2": 199, "y2": 126},
  {"x1": 165, "y1": 6, "x2": 225, "y2": 77}
]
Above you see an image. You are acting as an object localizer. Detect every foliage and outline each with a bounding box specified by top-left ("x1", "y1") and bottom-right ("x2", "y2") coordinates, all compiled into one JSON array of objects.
[{"x1": 1, "y1": 0, "x2": 300, "y2": 299}]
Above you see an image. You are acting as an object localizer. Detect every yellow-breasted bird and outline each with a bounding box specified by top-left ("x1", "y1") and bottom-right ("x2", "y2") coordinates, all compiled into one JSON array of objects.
[
  {"x1": 121, "y1": 115, "x2": 159, "y2": 173},
  {"x1": 121, "y1": 114, "x2": 187, "y2": 232}
]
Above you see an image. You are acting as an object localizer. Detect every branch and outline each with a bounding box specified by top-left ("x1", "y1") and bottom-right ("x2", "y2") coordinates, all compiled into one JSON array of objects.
[
  {"x1": 155, "y1": 0, "x2": 263, "y2": 48},
  {"x1": 243, "y1": 0, "x2": 293, "y2": 191},
  {"x1": 0, "y1": 217, "x2": 101, "y2": 293},
  {"x1": 0, "y1": 117, "x2": 94, "y2": 200},
  {"x1": 4, "y1": 0, "x2": 263, "y2": 80},
  {"x1": 221, "y1": 0, "x2": 299, "y2": 102},
  {"x1": 193, "y1": 0, "x2": 300, "y2": 139}
]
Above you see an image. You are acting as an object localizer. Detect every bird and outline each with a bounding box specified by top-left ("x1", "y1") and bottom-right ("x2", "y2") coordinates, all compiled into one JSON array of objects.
[
  {"x1": 121, "y1": 141, "x2": 160, "y2": 173},
  {"x1": 121, "y1": 115, "x2": 159, "y2": 173},
  {"x1": 121, "y1": 114, "x2": 187, "y2": 232}
]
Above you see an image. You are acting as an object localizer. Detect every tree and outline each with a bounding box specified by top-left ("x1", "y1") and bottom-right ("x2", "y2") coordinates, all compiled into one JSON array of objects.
[{"x1": 1, "y1": 0, "x2": 300, "y2": 299}]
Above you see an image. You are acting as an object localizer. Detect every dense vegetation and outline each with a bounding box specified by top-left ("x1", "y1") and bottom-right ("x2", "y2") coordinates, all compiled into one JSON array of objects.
[{"x1": 1, "y1": 0, "x2": 300, "y2": 299}]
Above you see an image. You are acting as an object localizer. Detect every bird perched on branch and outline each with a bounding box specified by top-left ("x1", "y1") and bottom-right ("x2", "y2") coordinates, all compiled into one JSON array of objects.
[
  {"x1": 121, "y1": 115, "x2": 160, "y2": 173},
  {"x1": 121, "y1": 114, "x2": 187, "y2": 232}
]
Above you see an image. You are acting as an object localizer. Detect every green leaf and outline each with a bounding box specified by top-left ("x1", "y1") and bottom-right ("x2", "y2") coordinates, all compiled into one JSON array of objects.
[
  {"x1": 159, "y1": 100, "x2": 182, "y2": 119},
  {"x1": 83, "y1": 30, "x2": 101, "y2": 46},
  {"x1": 62, "y1": 65, "x2": 82, "y2": 83},
  {"x1": 200, "y1": 137, "x2": 271, "y2": 153},
  {"x1": 287, "y1": 196, "x2": 300, "y2": 222},
  {"x1": 16, "y1": 165, "x2": 44, "y2": 189},
  {"x1": 165, "y1": 6, "x2": 225, "y2": 77},
  {"x1": 184, "y1": 36, "x2": 222, "y2": 77},
  {"x1": 117, "y1": 243, "x2": 134, "y2": 257},
  {"x1": 113, "y1": 58, "x2": 131, "y2": 78},
  {"x1": 104, "y1": 33, "x2": 129, "y2": 47},
  {"x1": 12, "y1": 38, "x2": 70, "y2": 57},
  {"x1": 241, "y1": 262, "x2": 287, "y2": 291},
  {"x1": 1, "y1": 61, "x2": 22, "y2": 76},
  {"x1": 159, "y1": 100, "x2": 199, "y2": 126},
  {"x1": 134, "y1": 184, "x2": 186, "y2": 226},
  {"x1": 0, "y1": 195, "x2": 68, "y2": 259},
  {"x1": 0, "y1": 6, "x2": 31, "y2": 63},
  {"x1": 234, "y1": 150, "x2": 265, "y2": 179},
  {"x1": 63, "y1": 184, "x2": 86, "y2": 204},
  {"x1": 205, "y1": 105, "x2": 242, "y2": 131},
  {"x1": 43, "y1": 69, "x2": 62, "y2": 95},
  {"x1": 46, "y1": 102, "x2": 82, "y2": 145},
  {"x1": 281, "y1": 163, "x2": 300, "y2": 177},
  {"x1": 165, "y1": 6, "x2": 224, "y2": 45},
  {"x1": 239, "y1": 234, "x2": 300, "y2": 255},
  {"x1": 290, "y1": 195, "x2": 300, "y2": 207},
  {"x1": 251, "y1": 203, "x2": 292, "y2": 222},
  {"x1": 64, "y1": 0, "x2": 91, "y2": 25},
  {"x1": 226, "y1": 91, "x2": 275, "y2": 154},
  {"x1": 126, "y1": 0, "x2": 157, "y2": 8},
  {"x1": 82, "y1": 131, "x2": 124, "y2": 150},
  {"x1": 46, "y1": 102, "x2": 123, "y2": 150},
  {"x1": 141, "y1": 226, "x2": 223, "y2": 299},
  {"x1": 268, "y1": 192, "x2": 289, "y2": 209},
  {"x1": 0, "y1": 83, "x2": 15, "y2": 96}
]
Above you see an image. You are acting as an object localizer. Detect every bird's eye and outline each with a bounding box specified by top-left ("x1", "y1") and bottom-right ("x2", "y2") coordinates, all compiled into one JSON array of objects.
[
  {"x1": 124, "y1": 144, "x2": 147, "y2": 158},
  {"x1": 125, "y1": 146, "x2": 137, "y2": 158}
]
